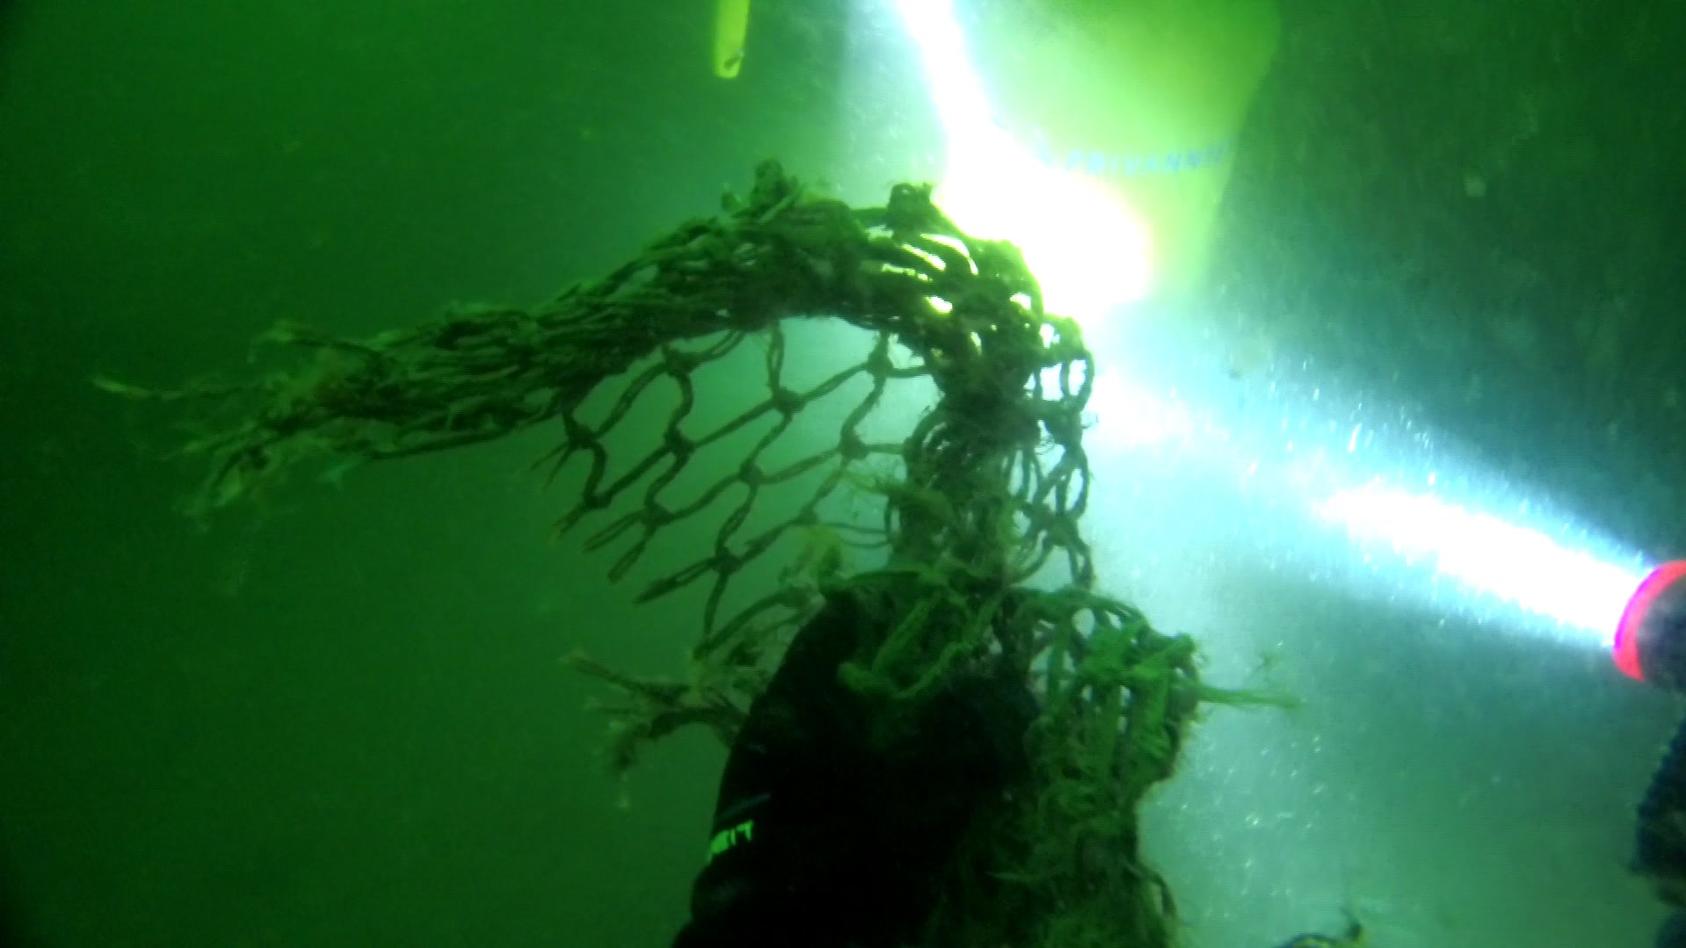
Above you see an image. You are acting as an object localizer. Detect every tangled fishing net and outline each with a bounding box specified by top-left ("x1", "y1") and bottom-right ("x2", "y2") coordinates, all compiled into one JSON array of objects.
[{"x1": 104, "y1": 161, "x2": 1269, "y2": 946}]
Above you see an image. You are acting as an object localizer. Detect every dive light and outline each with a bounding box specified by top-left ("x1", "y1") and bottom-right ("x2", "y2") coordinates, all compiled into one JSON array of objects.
[{"x1": 1614, "y1": 561, "x2": 1686, "y2": 689}]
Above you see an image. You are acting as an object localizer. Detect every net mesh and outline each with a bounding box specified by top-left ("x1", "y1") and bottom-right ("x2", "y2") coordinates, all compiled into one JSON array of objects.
[{"x1": 104, "y1": 161, "x2": 1273, "y2": 947}]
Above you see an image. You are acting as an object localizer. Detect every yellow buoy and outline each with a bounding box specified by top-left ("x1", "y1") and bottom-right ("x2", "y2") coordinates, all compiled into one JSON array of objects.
[
  {"x1": 713, "y1": 0, "x2": 751, "y2": 78},
  {"x1": 909, "y1": 0, "x2": 1280, "y2": 312}
]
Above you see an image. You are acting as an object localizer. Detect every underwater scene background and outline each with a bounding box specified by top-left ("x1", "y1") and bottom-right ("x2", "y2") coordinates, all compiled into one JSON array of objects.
[{"x1": 3, "y1": 1, "x2": 1685, "y2": 945}]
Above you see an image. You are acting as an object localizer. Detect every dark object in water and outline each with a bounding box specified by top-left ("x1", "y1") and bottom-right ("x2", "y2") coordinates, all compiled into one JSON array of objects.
[
  {"x1": 673, "y1": 578, "x2": 1036, "y2": 948},
  {"x1": 1658, "y1": 910, "x2": 1686, "y2": 948},
  {"x1": 1273, "y1": 915, "x2": 1364, "y2": 948},
  {"x1": 1636, "y1": 714, "x2": 1686, "y2": 900}
]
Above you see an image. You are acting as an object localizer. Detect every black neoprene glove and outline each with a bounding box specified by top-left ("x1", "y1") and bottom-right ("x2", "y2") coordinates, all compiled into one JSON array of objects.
[{"x1": 672, "y1": 585, "x2": 1034, "y2": 948}]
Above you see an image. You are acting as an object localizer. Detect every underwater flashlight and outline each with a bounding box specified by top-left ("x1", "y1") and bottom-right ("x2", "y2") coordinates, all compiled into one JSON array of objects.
[{"x1": 1614, "y1": 561, "x2": 1686, "y2": 690}]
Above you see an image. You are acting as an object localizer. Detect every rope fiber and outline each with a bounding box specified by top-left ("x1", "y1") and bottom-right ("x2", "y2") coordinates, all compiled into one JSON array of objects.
[{"x1": 104, "y1": 161, "x2": 1280, "y2": 947}]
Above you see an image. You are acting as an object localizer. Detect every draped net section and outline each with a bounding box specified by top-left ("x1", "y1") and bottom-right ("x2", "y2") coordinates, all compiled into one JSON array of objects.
[{"x1": 105, "y1": 162, "x2": 1276, "y2": 947}]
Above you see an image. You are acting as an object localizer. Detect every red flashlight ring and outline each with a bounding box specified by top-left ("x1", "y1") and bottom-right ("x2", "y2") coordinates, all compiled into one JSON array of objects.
[{"x1": 1615, "y1": 561, "x2": 1686, "y2": 682}]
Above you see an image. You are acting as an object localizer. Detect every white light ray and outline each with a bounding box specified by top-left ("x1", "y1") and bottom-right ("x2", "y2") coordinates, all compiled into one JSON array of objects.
[
  {"x1": 893, "y1": 0, "x2": 1154, "y2": 318},
  {"x1": 1082, "y1": 326, "x2": 1646, "y2": 647},
  {"x1": 1315, "y1": 483, "x2": 1642, "y2": 644}
]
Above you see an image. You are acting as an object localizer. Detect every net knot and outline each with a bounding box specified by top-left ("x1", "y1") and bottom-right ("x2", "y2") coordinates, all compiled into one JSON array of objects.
[
  {"x1": 769, "y1": 386, "x2": 803, "y2": 417},
  {"x1": 838, "y1": 429, "x2": 869, "y2": 462},
  {"x1": 664, "y1": 428, "x2": 694, "y2": 459}
]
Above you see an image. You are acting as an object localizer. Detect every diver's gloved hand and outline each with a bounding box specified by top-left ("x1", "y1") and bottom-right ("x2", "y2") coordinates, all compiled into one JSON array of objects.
[{"x1": 672, "y1": 586, "x2": 1034, "y2": 948}]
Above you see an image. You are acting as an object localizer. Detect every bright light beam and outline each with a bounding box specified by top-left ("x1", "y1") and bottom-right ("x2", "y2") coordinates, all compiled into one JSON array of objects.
[
  {"x1": 890, "y1": 0, "x2": 1648, "y2": 652},
  {"x1": 1082, "y1": 327, "x2": 1648, "y2": 651},
  {"x1": 1315, "y1": 483, "x2": 1644, "y2": 645},
  {"x1": 893, "y1": 0, "x2": 1155, "y2": 318}
]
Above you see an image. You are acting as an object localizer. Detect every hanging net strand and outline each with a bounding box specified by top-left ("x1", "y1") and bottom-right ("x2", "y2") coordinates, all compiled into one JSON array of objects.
[
  {"x1": 96, "y1": 160, "x2": 967, "y2": 515},
  {"x1": 103, "y1": 161, "x2": 1279, "y2": 947}
]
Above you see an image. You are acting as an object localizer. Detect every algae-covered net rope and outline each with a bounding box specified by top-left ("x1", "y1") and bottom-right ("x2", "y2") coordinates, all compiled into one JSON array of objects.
[{"x1": 103, "y1": 161, "x2": 1257, "y2": 947}]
